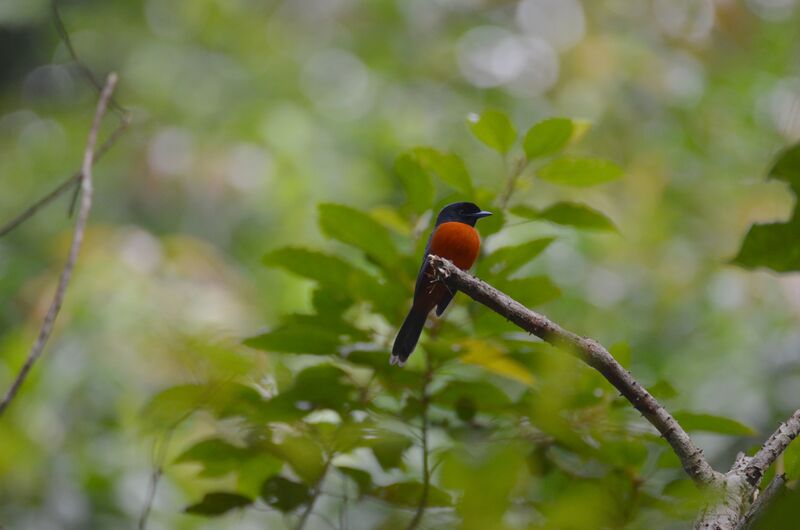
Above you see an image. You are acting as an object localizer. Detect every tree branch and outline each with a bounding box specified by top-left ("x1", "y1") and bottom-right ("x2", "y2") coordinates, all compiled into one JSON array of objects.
[
  {"x1": 744, "y1": 409, "x2": 800, "y2": 487},
  {"x1": 426, "y1": 254, "x2": 722, "y2": 486},
  {"x1": 0, "y1": 73, "x2": 118, "y2": 416}
]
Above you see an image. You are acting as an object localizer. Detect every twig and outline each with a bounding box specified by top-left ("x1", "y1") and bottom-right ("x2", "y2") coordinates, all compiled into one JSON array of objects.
[
  {"x1": 405, "y1": 351, "x2": 433, "y2": 530},
  {"x1": 138, "y1": 430, "x2": 173, "y2": 530},
  {"x1": 1, "y1": 0, "x2": 131, "y2": 237},
  {"x1": 744, "y1": 409, "x2": 800, "y2": 487},
  {"x1": 736, "y1": 474, "x2": 786, "y2": 530},
  {"x1": 295, "y1": 461, "x2": 332, "y2": 530},
  {"x1": 498, "y1": 156, "x2": 527, "y2": 209},
  {"x1": 0, "y1": 73, "x2": 118, "y2": 416},
  {"x1": 0, "y1": 115, "x2": 129, "y2": 238},
  {"x1": 52, "y1": 0, "x2": 127, "y2": 116},
  {"x1": 426, "y1": 254, "x2": 721, "y2": 486}
]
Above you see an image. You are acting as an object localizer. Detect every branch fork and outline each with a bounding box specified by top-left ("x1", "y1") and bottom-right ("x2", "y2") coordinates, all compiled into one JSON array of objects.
[
  {"x1": 427, "y1": 254, "x2": 800, "y2": 529},
  {"x1": 0, "y1": 73, "x2": 120, "y2": 416}
]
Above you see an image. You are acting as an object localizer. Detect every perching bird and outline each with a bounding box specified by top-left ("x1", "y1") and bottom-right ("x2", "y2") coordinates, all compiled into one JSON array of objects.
[{"x1": 390, "y1": 202, "x2": 492, "y2": 366}]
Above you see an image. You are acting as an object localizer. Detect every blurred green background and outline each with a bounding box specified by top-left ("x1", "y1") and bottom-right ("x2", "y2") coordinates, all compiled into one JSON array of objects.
[{"x1": 1, "y1": 0, "x2": 800, "y2": 529}]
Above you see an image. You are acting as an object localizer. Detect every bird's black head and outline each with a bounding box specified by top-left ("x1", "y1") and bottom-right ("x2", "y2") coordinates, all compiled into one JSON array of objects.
[{"x1": 435, "y1": 202, "x2": 492, "y2": 227}]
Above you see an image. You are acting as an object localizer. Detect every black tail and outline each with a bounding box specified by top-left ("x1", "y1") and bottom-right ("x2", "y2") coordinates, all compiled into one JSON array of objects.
[{"x1": 391, "y1": 307, "x2": 428, "y2": 367}]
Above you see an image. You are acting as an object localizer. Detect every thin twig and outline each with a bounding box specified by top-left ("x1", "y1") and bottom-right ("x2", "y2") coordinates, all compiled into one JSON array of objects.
[
  {"x1": 138, "y1": 430, "x2": 173, "y2": 530},
  {"x1": 0, "y1": 115, "x2": 129, "y2": 238},
  {"x1": 52, "y1": 0, "x2": 127, "y2": 116},
  {"x1": 295, "y1": 461, "x2": 332, "y2": 530},
  {"x1": 744, "y1": 409, "x2": 800, "y2": 487},
  {"x1": 426, "y1": 254, "x2": 721, "y2": 486},
  {"x1": 498, "y1": 156, "x2": 527, "y2": 210},
  {"x1": 0, "y1": 73, "x2": 118, "y2": 416},
  {"x1": 405, "y1": 351, "x2": 433, "y2": 530}
]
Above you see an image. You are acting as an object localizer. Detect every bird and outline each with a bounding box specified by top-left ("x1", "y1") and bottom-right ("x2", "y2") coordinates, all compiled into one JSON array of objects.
[{"x1": 390, "y1": 202, "x2": 492, "y2": 366}]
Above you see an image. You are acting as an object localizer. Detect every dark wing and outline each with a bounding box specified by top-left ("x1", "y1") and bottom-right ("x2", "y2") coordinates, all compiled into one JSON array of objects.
[
  {"x1": 412, "y1": 230, "x2": 435, "y2": 297},
  {"x1": 417, "y1": 226, "x2": 455, "y2": 315}
]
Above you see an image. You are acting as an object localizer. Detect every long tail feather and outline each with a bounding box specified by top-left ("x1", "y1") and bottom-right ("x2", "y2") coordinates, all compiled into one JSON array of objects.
[{"x1": 390, "y1": 307, "x2": 428, "y2": 367}]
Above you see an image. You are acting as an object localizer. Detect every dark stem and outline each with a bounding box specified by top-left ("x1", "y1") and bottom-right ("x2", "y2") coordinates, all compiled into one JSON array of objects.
[
  {"x1": 498, "y1": 156, "x2": 527, "y2": 209},
  {"x1": 138, "y1": 430, "x2": 174, "y2": 530},
  {"x1": 294, "y1": 461, "x2": 332, "y2": 530},
  {"x1": 0, "y1": 115, "x2": 129, "y2": 239},
  {"x1": 405, "y1": 351, "x2": 432, "y2": 530}
]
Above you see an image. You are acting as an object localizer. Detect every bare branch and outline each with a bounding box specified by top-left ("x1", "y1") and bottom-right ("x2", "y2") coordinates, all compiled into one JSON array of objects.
[
  {"x1": 52, "y1": 0, "x2": 127, "y2": 116},
  {"x1": 427, "y1": 254, "x2": 722, "y2": 486},
  {"x1": 744, "y1": 409, "x2": 800, "y2": 487},
  {"x1": 0, "y1": 73, "x2": 118, "y2": 416}
]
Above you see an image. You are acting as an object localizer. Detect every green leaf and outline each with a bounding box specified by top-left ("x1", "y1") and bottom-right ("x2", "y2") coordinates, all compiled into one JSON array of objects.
[
  {"x1": 458, "y1": 339, "x2": 535, "y2": 385},
  {"x1": 410, "y1": 147, "x2": 473, "y2": 195},
  {"x1": 770, "y1": 142, "x2": 800, "y2": 192},
  {"x1": 311, "y1": 287, "x2": 352, "y2": 316},
  {"x1": 176, "y1": 438, "x2": 261, "y2": 478},
  {"x1": 477, "y1": 237, "x2": 554, "y2": 278},
  {"x1": 289, "y1": 364, "x2": 355, "y2": 409},
  {"x1": 732, "y1": 217, "x2": 800, "y2": 272},
  {"x1": 475, "y1": 208, "x2": 504, "y2": 237},
  {"x1": 538, "y1": 157, "x2": 623, "y2": 187},
  {"x1": 262, "y1": 248, "x2": 402, "y2": 319},
  {"x1": 784, "y1": 438, "x2": 800, "y2": 481},
  {"x1": 434, "y1": 380, "x2": 513, "y2": 414},
  {"x1": 175, "y1": 439, "x2": 281, "y2": 495},
  {"x1": 260, "y1": 476, "x2": 311, "y2": 512},
  {"x1": 370, "y1": 481, "x2": 452, "y2": 508},
  {"x1": 731, "y1": 143, "x2": 800, "y2": 272},
  {"x1": 370, "y1": 432, "x2": 413, "y2": 471},
  {"x1": 673, "y1": 411, "x2": 757, "y2": 436},
  {"x1": 244, "y1": 326, "x2": 340, "y2": 355},
  {"x1": 251, "y1": 365, "x2": 357, "y2": 422},
  {"x1": 523, "y1": 118, "x2": 573, "y2": 159},
  {"x1": 495, "y1": 276, "x2": 561, "y2": 307},
  {"x1": 609, "y1": 342, "x2": 631, "y2": 369},
  {"x1": 319, "y1": 203, "x2": 398, "y2": 267},
  {"x1": 512, "y1": 202, "x2": 617, "y2": 232},
  {"x1": 140, "y1": 382, "x2": 264, "y2": 430},
  {"x1": 263, "y1": 247, "x2": 366, "y2": 288},
  {"x1": 184, "y1": 492, "x2": 252, "y2": 516},
  {"x1": 141, "y1": 384, "x2": 209, "y2": 430},
  {"x1": 337, "y1": 466, "x2": 373, "y2": 496},
  {"x1": 648, "y1": 379, "x2": 679, "y2": 400},
  {"x1": 596, "y1": 438, "x2": 648, "y2": 469},
  {"x1": 396, "y1": 151, "x2": 435, "y2": 212},
  {"x1": 281, "y1": 313, "x2": 369, "y2": 342},
  {"x1": 264, "y1": 435, "x2": 326, "y2": 484},
  {"x1": 467, "y1": 110, "x2": 517, "y2": 154}
]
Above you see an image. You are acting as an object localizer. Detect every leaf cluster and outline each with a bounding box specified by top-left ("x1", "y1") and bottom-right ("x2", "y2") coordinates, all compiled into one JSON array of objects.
[{"x1": 142, "y1": 111, "x2": 758, "y2": 528}]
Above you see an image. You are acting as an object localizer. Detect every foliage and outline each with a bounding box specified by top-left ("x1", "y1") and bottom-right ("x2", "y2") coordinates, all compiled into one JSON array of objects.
[
  {"x1": 2, "y1": 2, "x2": 800, "y2": 529},
  {"x1": 136, "y1": 112, "x2": 769, "y2": 529},
  {"x1": 733, "y1": 143, "x2": 800, "y2": 271}
]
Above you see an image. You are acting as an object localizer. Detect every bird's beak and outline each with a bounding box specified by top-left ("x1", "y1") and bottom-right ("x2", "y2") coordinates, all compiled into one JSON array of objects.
[{"x1": 471, "y1": 210, "x2": 493, "y2": 219}]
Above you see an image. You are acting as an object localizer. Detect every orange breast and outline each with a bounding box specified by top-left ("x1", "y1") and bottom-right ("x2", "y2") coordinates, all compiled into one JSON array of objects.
[{"x1": 429, "y1": 222, "x2": 481, "y2": 270}]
